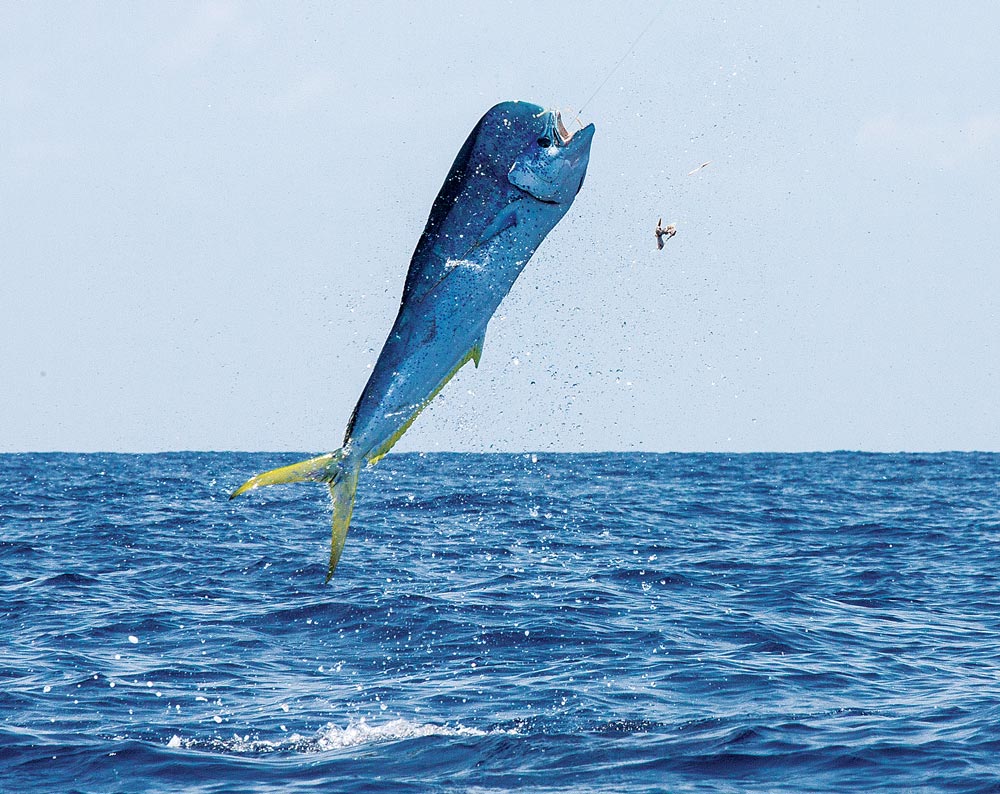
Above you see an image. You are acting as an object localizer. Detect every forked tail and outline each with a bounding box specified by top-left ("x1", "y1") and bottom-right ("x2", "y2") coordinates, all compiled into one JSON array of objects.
[
  {"x1": 327, "y1": 467, "x2": 359, "y2": 582},
  {"x1": 229, "y1": 450, "x2": 361, "y2": 582}
]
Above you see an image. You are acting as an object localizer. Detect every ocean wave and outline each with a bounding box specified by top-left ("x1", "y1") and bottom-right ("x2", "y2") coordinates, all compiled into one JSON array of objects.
[
  {"x1": 4, "y1": 452, "x2": 1000, "y2": 793},
  {"x1": 166, "y1": 717, "x2": 504, "y2": 755}
]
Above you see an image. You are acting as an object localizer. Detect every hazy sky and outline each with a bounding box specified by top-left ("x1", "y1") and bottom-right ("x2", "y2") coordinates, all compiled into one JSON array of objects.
[{"x1": 2, "y1": 2, "x2": 998, "y2": 452}]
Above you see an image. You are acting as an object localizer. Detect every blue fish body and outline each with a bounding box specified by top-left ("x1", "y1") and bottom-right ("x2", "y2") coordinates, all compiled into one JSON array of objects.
[{"x1": 232, "y1": 101, "x2": 594, "y2": 579}]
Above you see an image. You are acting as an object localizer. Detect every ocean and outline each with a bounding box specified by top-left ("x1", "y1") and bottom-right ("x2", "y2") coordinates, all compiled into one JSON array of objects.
[{"x1": 2, "y1": 451, "x2": 999, "y2": 793}]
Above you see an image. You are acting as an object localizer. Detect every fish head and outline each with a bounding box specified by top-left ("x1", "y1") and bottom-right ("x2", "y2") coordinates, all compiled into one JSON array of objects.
[
  {"x1": 503, "y1": 104, "x2": 595, "y2": 206},
  {"x1": 412, "y1": 101, "x2": 595, "y2": 267}
]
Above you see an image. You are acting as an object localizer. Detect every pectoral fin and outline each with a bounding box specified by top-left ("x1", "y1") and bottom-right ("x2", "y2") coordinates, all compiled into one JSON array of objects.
[{"x1": 472, "y1": 203, "x2": 518, "y2": 250}]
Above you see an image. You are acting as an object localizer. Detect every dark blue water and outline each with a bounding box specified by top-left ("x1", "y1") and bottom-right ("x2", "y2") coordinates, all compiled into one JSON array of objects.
[{"x1": 2, "y1": 452, "x2": 1000, "y2": 793}]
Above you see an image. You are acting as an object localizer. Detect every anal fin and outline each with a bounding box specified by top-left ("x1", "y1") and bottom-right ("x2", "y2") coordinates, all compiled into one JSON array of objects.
[
  {"x1": 365, "y1": 342, "x2": 484, "y2": 467},
  {"x1": 470, "y1": 332, "x2": 485, "y2": 368}
]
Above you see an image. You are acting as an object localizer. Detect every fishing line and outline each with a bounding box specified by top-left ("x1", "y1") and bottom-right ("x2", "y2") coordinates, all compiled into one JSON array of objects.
[{"x1": 577, "y1": 2, "x2": 668, "y2": 116}]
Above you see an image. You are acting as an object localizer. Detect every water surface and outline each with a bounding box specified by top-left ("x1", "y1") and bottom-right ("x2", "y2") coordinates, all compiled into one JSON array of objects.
[{"x1": 2, "y1": 452, "x2": 999, "y2": 792}]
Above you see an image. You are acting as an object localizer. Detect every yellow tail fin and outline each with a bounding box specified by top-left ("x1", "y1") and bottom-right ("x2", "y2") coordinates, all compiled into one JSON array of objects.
[
  {"x1": 229, "y1": 451, "x2": 342, "y2": 499},
  {"x1": 327, "y1": 465, "x2": 360, "y2": 582},
  {"x1": 230, "y1": 451, "x2": 360, "y2": 582}
]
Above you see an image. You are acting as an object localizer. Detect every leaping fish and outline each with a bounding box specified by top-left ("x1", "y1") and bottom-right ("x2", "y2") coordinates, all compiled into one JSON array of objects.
[{"x1": 230, "y1": 101, "x2": 595, "y2": 580}]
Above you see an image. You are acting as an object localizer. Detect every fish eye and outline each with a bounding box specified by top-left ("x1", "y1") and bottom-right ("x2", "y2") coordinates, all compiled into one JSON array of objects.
[{"x1": 537, "y1": 137, "x2": 552, "y2": 148}]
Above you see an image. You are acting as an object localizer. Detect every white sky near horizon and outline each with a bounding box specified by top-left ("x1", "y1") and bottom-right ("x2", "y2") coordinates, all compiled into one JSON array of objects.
[{"x1": 1, "y1": 1, "x2": 998, "y2": 453}]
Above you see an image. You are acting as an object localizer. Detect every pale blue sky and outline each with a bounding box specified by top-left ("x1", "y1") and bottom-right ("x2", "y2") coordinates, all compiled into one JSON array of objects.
[{"x1": 2, "y1": 2, "x2": 998, "y2": 452}]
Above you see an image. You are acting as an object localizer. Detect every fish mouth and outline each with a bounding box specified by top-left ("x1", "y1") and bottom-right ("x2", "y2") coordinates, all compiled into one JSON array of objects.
[
  {"x1": 547, "y1": 110, "x2": 595, "y2": 152},
  {"x1": 539, "y1": 109, "x2": 580, "y2": 145},
  {"x1": 554, "y1": 111, "x2": 573, "y2": 144}
]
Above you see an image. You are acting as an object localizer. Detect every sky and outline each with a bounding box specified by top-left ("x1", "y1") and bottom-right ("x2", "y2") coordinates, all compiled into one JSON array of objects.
[{"x1": 2, "y1": 1, "x2": 998, "y2": 453}]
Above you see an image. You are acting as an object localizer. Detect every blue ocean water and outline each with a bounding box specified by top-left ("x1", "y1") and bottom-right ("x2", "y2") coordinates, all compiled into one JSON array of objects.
[{"x1": 2, "y1": 452, "x2": 1000, "y2": 793}]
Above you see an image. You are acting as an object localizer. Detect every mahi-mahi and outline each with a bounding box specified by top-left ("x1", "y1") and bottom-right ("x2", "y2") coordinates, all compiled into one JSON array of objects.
[{"x1": 231, "y1": 101, "x2": 595, "y2": 580}]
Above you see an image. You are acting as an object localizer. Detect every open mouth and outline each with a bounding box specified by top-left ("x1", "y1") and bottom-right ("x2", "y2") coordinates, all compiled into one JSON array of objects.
[
  {"x1": 552, "y1": 110, "x2": 594, "y2": 147},
  {"x1": 554, "y1": 111, "x2": 572, "y2": 144},
  {"x1": 536, "y1": 107, "x2": 590, "y2": 146}
]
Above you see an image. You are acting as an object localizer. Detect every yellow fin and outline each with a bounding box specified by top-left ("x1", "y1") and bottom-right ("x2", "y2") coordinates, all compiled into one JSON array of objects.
[
  {"x1": 470, "y1": 332, "x2": 485, "y2": 368},
  {"x1": 229, "y1": 451, "x2": 341, "y2": 499},
  {"x1": 366, "y1": 346, "x2": 480, "y2": 466},
  {"x1": 326, "y1": 465, "x2": 360, "y2": 582}
]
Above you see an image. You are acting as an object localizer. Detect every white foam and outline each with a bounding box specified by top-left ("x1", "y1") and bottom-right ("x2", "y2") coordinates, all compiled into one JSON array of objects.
[
  {"x1": 312, "y1": 718, "x2": 487, "y2": 750},
  {"x1": 165, "y1": 717, "x2": 509, "y2": 755}
]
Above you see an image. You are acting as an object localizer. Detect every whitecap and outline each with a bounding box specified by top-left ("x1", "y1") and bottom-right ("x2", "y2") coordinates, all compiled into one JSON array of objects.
[
  {"x1": 311, "y1": 718, "x2": 487, "y2": 751},
  {"x1": 163, "y1": 717, "x2": 507, "y2": 755}
]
